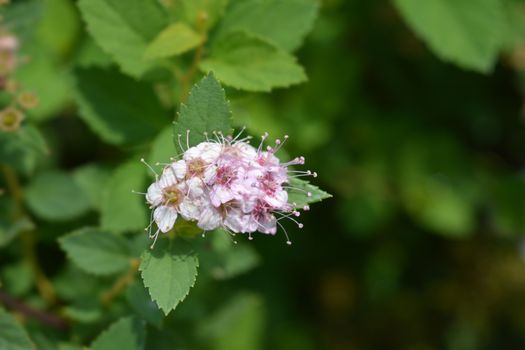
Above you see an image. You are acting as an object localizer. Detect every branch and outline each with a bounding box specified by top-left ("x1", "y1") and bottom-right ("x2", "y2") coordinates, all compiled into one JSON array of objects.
[{"x1": 0, "y1": 289, "x2": 68, "y2": 330}]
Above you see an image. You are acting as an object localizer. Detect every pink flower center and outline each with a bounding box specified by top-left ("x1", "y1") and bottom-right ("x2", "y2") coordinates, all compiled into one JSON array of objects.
[
  {"x1": 187, "y1": 158, "x2": 207, "y2": 178},
  {"x1": 216, "y1": 166, "x2": 236, "y2": 186}
]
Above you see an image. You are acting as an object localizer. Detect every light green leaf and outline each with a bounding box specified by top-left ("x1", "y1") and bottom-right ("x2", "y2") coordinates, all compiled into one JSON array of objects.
[
  {"x1": 75, "y1": 35, "x2": 114, "y2": 68},
  {"x1": 145, "y1": 22, "x2": 203, "y2": 59},
  {"x1": 174, "y1": 73, "x2": 232, "y2": 147},
  {"x1": 37, "y1": 0, "x2": 81, "y2": 57},
  {"x1": 91, "y1": 317, "x2": 145, "y2": 350},
  {"x1": 287, "y1": 178, "x2": 332, "y2": 208},
  {"x1": 0, "y1": 217, "x2": 33, "y2": 248},
  {"x1": 218, "y1": 0, "x2": 318, "y2": 51},
  {"x1": 73, "y1": 164, "x2": 110, "y2": 211},
  {"x1": 176, "y1": 0, "x2": 229, "y2": 30},
  {"x1": 59, "y1": 227, "x2": 132, "y2": 276},
  {"x1": 140, "y1": 239, "x2": 199, "y2": 315},
  {"x1": 63, "y1": 302, "x2": 102, "y2": 323},
  {"x1": 126, "y1": 282, "x2": 164, "y2": 328},
  {"x1": 14, "y1": 49, "x2": 71, "y2": 122},
  {"x1": 200, "y1": 32, "x2": 307, "y2": 92},
  {"x1": 73, "y1": 67, "x2": 168, "y2": 145},
  {"x1": 402, "y1": 178, "x2": 476, "y2": 238},
  {"x1": 149, "y1": 127, "x2": 176, "y2": 174},
  {"x1": 393, "y1": 0, "x2": 505, "y2": 73},
  {"x1": 204, "y1": 232, "x2": 260, "y2": 280},
  {"x1": 78, "y1": 0, "x2": 168, "y2": 77},
  {"x1": 0, "y1": 309, "x2": 34, "y2": 350},
  {"x1": 101, "y1": 161, "x2": 148, "y2": 234},
  {"x1": 199, "y1": 294, "x2": 265, "y2": 350},
  {"x1": 25, "y1": 170, "x2": 91, "y2": 221}
]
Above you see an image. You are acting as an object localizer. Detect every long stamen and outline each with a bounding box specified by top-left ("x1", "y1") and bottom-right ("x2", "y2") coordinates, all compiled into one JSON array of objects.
[
  {"x1": 177, "y1": 134, "x2": 185, "y2": 152},
  {"x1": 140, "y1": 158, "x2": 159, "y2": 179},
  {"x1": 276, "y1": 220, "x2": 292, "y2": 245},
  {"x1": 231, "y1": 126, "x2": 246, "y2": 143}
]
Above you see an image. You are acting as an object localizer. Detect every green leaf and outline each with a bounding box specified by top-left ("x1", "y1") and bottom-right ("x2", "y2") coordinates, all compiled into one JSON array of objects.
[
  {"x1": 0, "y1": 217, "x2": 33, "y2": 248},
  {"x1": 200, "y1": 232, "x2": 260, "y2": 280},
  {"x1": 0, "y1": 309, "x2": 34, "y2": 350},
  {"x1": 91, "y1": 317, "x2": 145, "y2": 350},
  {"x1": 218, "y1": 0, "x2": 318, "y2": 51},
  {"x1": 200, "y1": 32, "x2": 307, "y2": 92},
  {"x1": 126, "y1": 282, "x2": 164, "y2": 328},
  {"x1": 101, "y1": 161, "x2": 148, "y2": 234},
  {"x1": 73, "y1": 164, "x2": 110, "y2": 211},
  {"x1": 25, "y1": 170, "x2": 91, "y2": 222},
  {"x1": 78, "y1": 0, "x2": 168, "y2": 77},
  {"x1": 140, "y1": 239, "x2": 199, "y2": 315},
  {"x1": 14, "y1": 49, "x2": 71, "y2": 122},
  {"x1": 145, "y1": 22, "x2": 203, "y2": 59},
  {"x1": 73, "y1": 67, "x2": 168, "y2": 145},
  {"x1": 393, "y1": 0, "x2": 505, "y2": 73},
  {"x1": 199, "y1": 294, "x2": 265, "y2": 350},
  {"x1": 174, "y1": 73, "x2": 232, "y2": 147},
  {"x1": 287, "y1": 178, "x2": 332, "y2": 208},
  {"x1": 149, "y1": 127, "x2": 176, "y2": 174},
  {"x1": 59, "y1": 227, "x2": 132, "y2": 276},
  {"x1": 63, "y1": 302, "x2": 103, "y2": 323},
  {"x1": 37, "y1": 0, "x2": 81, "y2": 58}
]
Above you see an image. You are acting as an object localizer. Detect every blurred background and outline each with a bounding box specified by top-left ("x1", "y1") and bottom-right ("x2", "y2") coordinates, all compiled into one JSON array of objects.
[{"x1": 3, "y1": 0, "x2": 525, "y2": 349}]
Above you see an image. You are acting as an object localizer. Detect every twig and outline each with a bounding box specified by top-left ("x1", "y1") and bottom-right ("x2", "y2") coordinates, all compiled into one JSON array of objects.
[
  {"x1": 0, "y1": 289, "x2": 68, "y2": 330},
  {"x1": 100, "y1": 259, "x2": 140, "y2": 305},
  {"x1": 1, "y1": 165, "x2": 58, "y2": 305}
]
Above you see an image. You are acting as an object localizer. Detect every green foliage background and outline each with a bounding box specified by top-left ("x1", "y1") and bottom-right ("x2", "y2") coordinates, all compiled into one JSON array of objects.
[{"x1": 2, "y1": 0, "x2": 525, "y2": 349}]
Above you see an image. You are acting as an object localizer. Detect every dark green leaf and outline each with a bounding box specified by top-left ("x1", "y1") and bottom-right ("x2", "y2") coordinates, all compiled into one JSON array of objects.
[
  {"x1": 78, "y1": 0, "x2": 168, "y2": 77},
  {"x1": 174, "y1": 73, "x2": 232, "y2": 147},
  {"x1": 91, "y1": 317, "x2": 145, "y2": 350},
  {"x1": 140, "y1": 239, "x2": 199, "y2": 315},
  {"x1": 74, "y1": 67, "x2": 168, "y2": 145},
  {"x1": 287, "y1": 178, "x2": 332, "y2": 208},
  {"x1": 200, "y1": 32, "x2": 307, "y2": 92},
  {"x1": 0, "y1": 309, "x2": 34, "y2": 350},
  {"x1": 218, "y1": 0, "x2": 318, "y2": 51},
  {"x1": 59, "y1": 227, "x2": 132, "y2": 276},
  {"x1": 25, "y1": 170, "x2": 91, "y2": 222}
]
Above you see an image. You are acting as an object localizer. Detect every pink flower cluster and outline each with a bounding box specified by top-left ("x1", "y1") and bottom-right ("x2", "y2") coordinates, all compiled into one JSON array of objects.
[{"x1": 144, "y1": 132, "x2": 316, "y2": 247}]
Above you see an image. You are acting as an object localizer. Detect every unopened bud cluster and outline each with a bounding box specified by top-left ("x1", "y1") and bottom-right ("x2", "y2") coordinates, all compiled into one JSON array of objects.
[
  {"x1": 144, "y1": 131, "x2": 316, "y2": 247},
  {"x1": 0, "y1": 28, "x2": 38, "y2": 132}
]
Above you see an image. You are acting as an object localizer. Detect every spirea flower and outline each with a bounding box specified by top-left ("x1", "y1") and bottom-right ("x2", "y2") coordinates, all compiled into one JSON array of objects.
[{"x1": 142, "y1": 130, "x2": 317, "y2": 248}]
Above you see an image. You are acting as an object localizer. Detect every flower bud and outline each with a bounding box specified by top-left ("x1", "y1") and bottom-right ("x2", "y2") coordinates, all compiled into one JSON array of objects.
[{"x1": 0, "y1": 107, "x2": 24, "y2": 132}]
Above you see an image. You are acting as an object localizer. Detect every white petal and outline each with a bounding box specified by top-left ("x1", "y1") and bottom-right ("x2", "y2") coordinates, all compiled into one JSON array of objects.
[
  {"x1": 259, "y1": 213, "x2": 277, "y2": 235},
  {"x1": 203, "y1": 165, "x2": 217, "y2": 184},
  {"x1": 146, "y1": 182, "x2": 163, "y2": 206},
  {"x1": 179, "y1": 199, "x2": 200, "y2": 221},
  {"x1": 171, "y1": 160, "x2": 187, "y2": 180},
  {"x1": 186, "y1": 177, "x2": 204, "y2": 198},
  {"x1": 183, "y1": 145, "x2": 201, "y2": 161},
  {"x1": 159, "y1": 168, "x2": 177, "y2": 188},
  {"x1": 210, "y1": 186, "x2": 234, "y2": 207},
  {"x1": 154, "y1": 206, "x2": 178, "y2": 233},
  {"x1": 224, "y1": 208, "x2": 247, "y2": 233},
  {"x1": 198, "y1": 205, "x2": 222, "y2": 231},
  {"x1": 265, "y1": 190, "x2": 288, "y2": 208},
  {"x1": 200, "y1": 143, "x2": 222, "y2": 163}
]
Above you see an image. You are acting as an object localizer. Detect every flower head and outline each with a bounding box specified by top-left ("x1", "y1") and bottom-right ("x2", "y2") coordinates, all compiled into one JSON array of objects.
[{"x1": 142, "y1": 130, "x2": 317, "y2": 247}]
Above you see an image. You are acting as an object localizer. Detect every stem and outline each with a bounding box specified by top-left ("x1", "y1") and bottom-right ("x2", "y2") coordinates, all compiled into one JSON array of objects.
[
  {"x1": 100, "y1": 258, "x2": 140, "y2": 305},
  {"x1": 179, "y1": 41, "x2": 206, "y2": 103},
  {"x1": 1, "y1": 165, "x2": 58, "y2": 305},
  {"x1": 0, "y1": 289, "x2": 68, "y2": 330}
]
